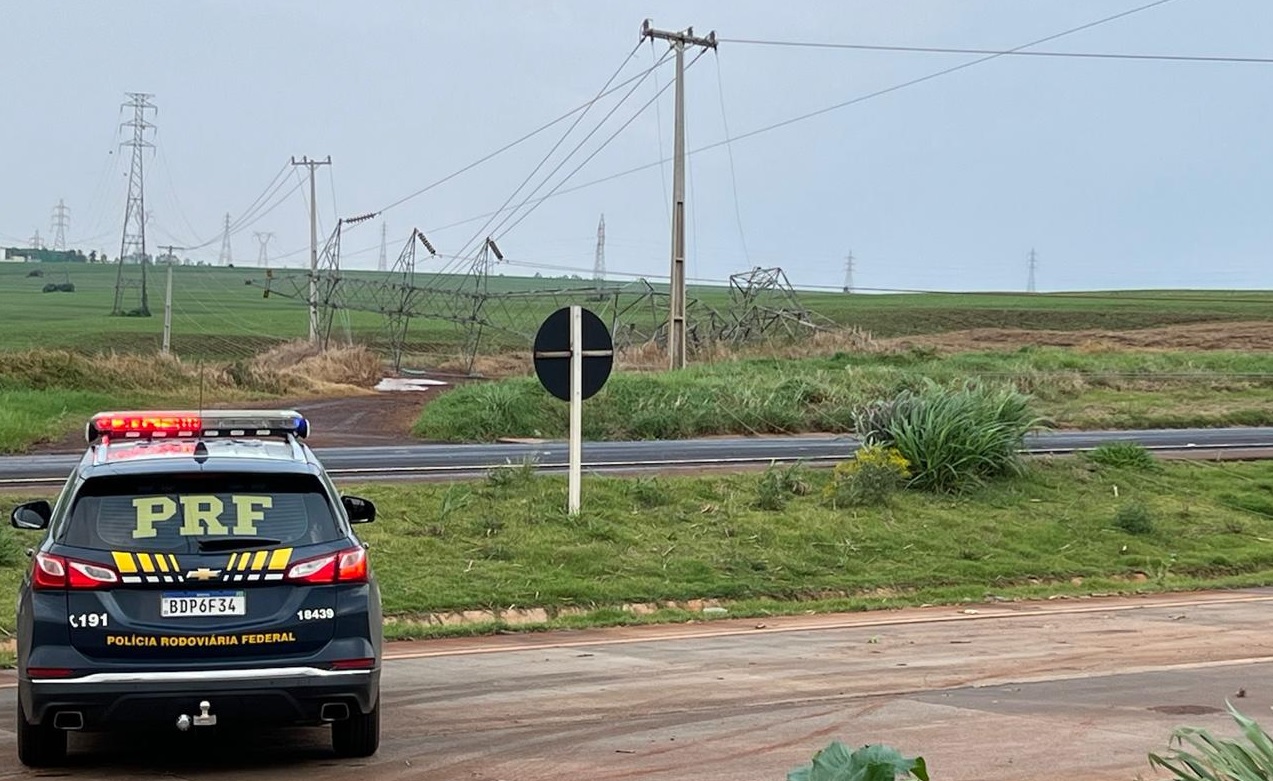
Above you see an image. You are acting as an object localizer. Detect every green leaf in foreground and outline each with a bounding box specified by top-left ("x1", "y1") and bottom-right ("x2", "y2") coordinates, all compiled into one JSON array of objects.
[
  {"x1": 1148, "y1": 702, "x2": 1273, "y2": 781},
  {"x1": 787, "y1": 741, "x2": 929, "y2": 781}
]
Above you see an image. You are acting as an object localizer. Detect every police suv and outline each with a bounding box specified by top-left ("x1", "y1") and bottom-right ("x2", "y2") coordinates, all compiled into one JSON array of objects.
[{"x1": 9, "y1": 411, "x2": 382, "y2": 766}]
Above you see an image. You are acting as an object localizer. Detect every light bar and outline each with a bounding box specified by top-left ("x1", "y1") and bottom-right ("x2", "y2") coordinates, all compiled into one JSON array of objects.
[{"x1": 86, "y1": 411, "x2": 309, "y2": 443}]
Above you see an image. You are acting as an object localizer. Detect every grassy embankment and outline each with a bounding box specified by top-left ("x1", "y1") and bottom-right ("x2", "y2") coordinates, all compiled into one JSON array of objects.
[
  {"x1": 416, "y1": 348, "x2": 1273, "y2": 442},
  {"x1": 0, "y1": 347, "x2": 380, "y2": 453},
  {"x1": 2, "y1": 456, "x2": 1273, "y2": 641}
]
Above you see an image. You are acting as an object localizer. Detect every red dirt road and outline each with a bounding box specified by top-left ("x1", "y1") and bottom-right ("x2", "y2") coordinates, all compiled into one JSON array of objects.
[{"x1": 2, "y1": 589, "x2": 1271, "y2": 780}]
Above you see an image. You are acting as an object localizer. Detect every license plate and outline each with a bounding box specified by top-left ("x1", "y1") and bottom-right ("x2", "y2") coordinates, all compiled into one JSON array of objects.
[{"x1": 161, "y1": 591, "x2": 246, "y2": 618}]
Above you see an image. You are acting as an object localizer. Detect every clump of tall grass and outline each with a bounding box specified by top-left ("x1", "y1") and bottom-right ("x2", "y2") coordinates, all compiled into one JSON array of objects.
[
  {"x1": 1149, "y1": 703, "x2": 1273, "y2": 781},
  {"x1": 1088, "y1": 442, "x2": 1158, "y2": 471},
  {"x1": 854, "y1": 382, "x2": 1041, "y2": 492}
]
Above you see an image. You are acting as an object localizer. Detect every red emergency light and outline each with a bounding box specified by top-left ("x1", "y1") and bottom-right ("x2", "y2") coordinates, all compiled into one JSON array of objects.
[
  {"x1": 86, "y1": 411, "x2": 309, "y2": 443},
  {"x1": 90, "y1": 414, "x2": 202, "y2": 440}
]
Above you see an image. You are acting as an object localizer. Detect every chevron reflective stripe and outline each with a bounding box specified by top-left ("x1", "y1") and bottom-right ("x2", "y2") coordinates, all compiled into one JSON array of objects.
[
  {"x1": 136, "y1": 553, "x2": 155, "y2": 573},
  {"x1": 112, "y1": 552, "x2": 138, "y2": 573},
  {"x1": 268, "y1": 548, "x2": 292, "y2": 571}
]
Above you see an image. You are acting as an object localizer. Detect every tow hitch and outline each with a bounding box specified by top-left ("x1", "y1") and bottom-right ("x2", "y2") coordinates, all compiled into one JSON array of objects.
[{"x1": 176, "y1": 700, "x2": 217, "y2": 731}]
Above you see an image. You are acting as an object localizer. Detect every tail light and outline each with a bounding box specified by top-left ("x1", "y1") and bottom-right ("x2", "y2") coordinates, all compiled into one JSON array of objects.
[
  {"x1": 330, "y1": 658, "x2": 376, "y2": 670},
  {"x1": 26, "y1": 667, "x2": 78, "y2": 679},
  {"x1": 286, "y1": 547, "x2": 368, "y2": 585},
  {"x1": 32, "y1": 553, "x2": 119, "y2": 590}
]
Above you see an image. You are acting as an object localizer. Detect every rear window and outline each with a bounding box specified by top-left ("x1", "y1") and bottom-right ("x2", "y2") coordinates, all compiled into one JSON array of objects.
[{"x1": 61, "y1": 474, "x2": 341, "y2": 552}]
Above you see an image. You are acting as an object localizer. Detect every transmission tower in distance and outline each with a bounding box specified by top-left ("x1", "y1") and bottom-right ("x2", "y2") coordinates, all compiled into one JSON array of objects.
[
  {"x1": 594, "y1": 214, "x2": 606, "y2": 282},
  {"x1": 377, "y1": 222, "x2": 388, "y2": 272},
  {"x1": 218, "y1": 213, "x2": 233, "y2": 266},
  {"x1": 28, "y1": 230, "x2": 43, "y2": 251},
  {"x1": 51, "y1": 199, "x2": 69, "y2": 251},
  {"x1": 254, "y1": 232, "x2": 274, "y2": 268},
  {"x1": 112, "y1": 92, "x2": 156, "y2": 316},
  {"x1": 843, "y1": 251, "x2": 855, "y2": 293},
  {"x1": 1027, "y1": 248, "x2": 1038, "y2": 293}
]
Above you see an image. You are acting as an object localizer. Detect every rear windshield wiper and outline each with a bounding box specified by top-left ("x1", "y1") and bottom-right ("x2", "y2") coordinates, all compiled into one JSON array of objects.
[{"x1": 196, "y1": 537, "x2": 283, "y2": 552}]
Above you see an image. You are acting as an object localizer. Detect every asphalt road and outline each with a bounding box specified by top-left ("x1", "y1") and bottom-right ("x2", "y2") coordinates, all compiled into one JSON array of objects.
[
  {"x1": 0, "y1": 590, "x2": 1270, "y2": 779},
  {"x1": 4, "y1": 427, "x2": 1273, "y2": 485}
]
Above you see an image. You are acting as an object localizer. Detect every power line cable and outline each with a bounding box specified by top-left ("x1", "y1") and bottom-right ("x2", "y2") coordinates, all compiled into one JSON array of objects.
[
  {"x1": 417, "y1": 0, "x2": 1186, "y2": 233},
  {"x1": 450, "y1": 40, "x2": 658, "y2": 265},
  {"x1": 152, "y1": 131, "x2": 208, "y2": 247},
  {"x1": 650, "y1": 40, "x2": 671, "y2": 229},
  {"x1": 327, "y1": 165, "x2": 340, "y2": 227},
  {"x1": 493, "y1": 49, "x2": 708, "y2": 245},
  {"x1": 369, "y1": 54, "x2": 677, "y2": 218},
  {"x1": 714, "y1": 53, "x2": 751, "y2": 265},
  {"x1": 225, "y1": 162, "x2": 291, "y2": 233},
  {"x1": 717, "y1": 38, "x2": 1273, "y2": 65}
]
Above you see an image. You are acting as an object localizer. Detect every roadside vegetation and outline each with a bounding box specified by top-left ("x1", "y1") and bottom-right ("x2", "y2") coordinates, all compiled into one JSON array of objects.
[
  {"x1": 415, "y1": 347, "x2": 1273, "y2": 442},
  {"x1": 0, "y1": 345, "x2": 381, "y2": 453},
  {"x1": 6, "y1": 454, "x2": 1269, "y2": 641}
]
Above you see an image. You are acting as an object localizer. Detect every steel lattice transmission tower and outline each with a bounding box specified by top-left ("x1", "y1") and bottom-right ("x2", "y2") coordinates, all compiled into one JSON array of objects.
[
  {"x1": 377, "y1": 222, "x2": 388, "y2": 273},
  {"x1": 254, "y1": 232, "x2": 274, "y2": 268},
  {"x1": 1027, "y1": 248, "x2": 1038, "y2": 293},
  {"x1": 593, "y1": 214, "x2": 606, "y2": 282},
  {"x1": 50, "y1": 199, "x2": 70, "y2": 251},
  {"x1": 843, "y1": 251, "x2": 855, "y2": 294},
  {"x1": 218, "y1": 213, "x2": 234, "y2": 266},
  {"x1": 112, "y1": 92, "x2": 157, "y2": 317}
]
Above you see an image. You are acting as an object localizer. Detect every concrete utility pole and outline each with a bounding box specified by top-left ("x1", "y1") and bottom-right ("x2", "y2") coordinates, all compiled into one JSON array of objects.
[
  {"x1": 1027, "y1": 248, "x2": 1038, "y2": 293},
  {"x1": 218, "y1": 213, "x2": 233, "y2": 266},
  {"x1": 114, "y1": 92, "x2": 157, "y2": 317},
  {"x1": 377, "y1": 221, "x2": 388, "y2": 273},
  {"x1": 51, "y1": 199, "x2": 69, "y2": 251},
  {"x1": 593, "y1": 214, "x2": 606, "y2": 282},
  {"x1": 291, "y1": 155, "x2": 331, "y2": 344},
  {"x1": 254, "y1": 231, "x2": 274, "y2": 268},
  {"x1": 159, "y1": 244, "x2": 182, "y2": 355},
  {"x1": 843, "y1": 251, "x2": 855, "y2": 294},
  {"x1": 641, "y1": 19, "x2": 717, "y2": 371}
]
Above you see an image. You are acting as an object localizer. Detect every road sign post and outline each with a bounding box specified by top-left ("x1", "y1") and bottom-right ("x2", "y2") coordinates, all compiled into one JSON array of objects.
[
  {"x1": 533, "y1": 306, "x2": 614, "y2": 515},
  {"x1": 569, "y1": 306, "x2": 583, "y2": 513}
]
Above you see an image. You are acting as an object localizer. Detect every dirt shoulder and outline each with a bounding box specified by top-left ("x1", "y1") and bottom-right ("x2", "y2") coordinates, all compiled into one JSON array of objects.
[{"x1": 31, "y1": 391, "x2": 442, "y2": 454}]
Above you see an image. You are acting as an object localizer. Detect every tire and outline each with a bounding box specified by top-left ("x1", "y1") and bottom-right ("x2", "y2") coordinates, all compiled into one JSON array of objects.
[
  {"x1": 331, "y1": 697, "x2": 379, "y2": 758},
  {"x1": 16, "y1": 700, "x2": 67, "y2": 768}
]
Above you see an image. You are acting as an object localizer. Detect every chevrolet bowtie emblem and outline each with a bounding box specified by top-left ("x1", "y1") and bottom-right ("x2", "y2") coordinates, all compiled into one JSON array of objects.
[{"x1": 187, "y1": 568, "x2": 221, "y2": 581}]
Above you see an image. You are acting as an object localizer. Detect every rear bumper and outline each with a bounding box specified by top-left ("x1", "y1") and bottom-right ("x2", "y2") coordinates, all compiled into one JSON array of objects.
[{"x1": 21, "y1": 666, "x2": 380, "y2": 729}]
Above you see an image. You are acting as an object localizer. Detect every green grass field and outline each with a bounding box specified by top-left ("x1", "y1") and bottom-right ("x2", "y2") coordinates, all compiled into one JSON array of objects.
[
  {"x1": 4, "y1": 262, "x2": 1273, "y2": 360},
  {"x1": 1, "y1": 458, "x2": 1271, "y2": 640}
]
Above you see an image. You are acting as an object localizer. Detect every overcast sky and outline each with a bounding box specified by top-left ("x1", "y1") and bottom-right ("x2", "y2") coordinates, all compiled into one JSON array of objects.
[{"x1": 2, "y1": 0, "x2": 1270, "y2": 292}]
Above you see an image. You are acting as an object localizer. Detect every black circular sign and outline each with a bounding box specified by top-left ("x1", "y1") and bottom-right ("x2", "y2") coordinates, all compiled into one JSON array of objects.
[{"x1": 533, "y1": 307, "x2": 614, "y2": 402}]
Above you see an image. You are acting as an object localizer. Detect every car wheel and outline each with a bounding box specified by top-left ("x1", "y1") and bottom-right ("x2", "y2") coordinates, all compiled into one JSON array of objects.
[
  {"x1": 331, "y1": 696, "x2": 379, "y2": 758},
  {"x1": 16, "y1": 699, "x2": 67, "y2": 768}
]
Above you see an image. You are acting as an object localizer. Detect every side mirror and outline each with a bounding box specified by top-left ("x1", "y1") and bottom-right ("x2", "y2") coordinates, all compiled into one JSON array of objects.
[
  {"x1": 11, "y1": 500, "x2": 52, "y2": 530},
  {"x1": 341, "y1": 495, "x2": 375, "y2": 524}
]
